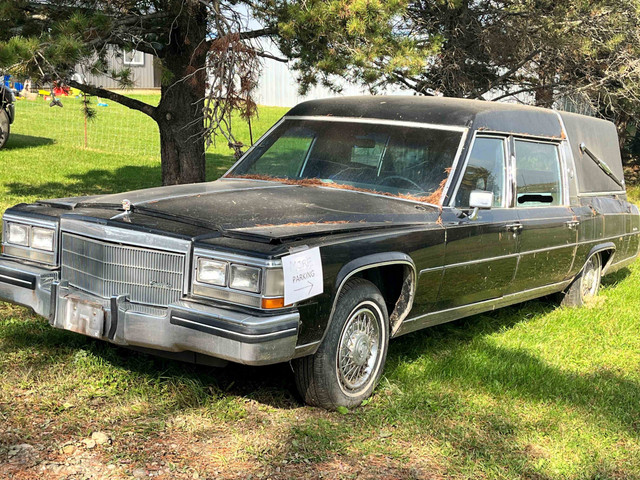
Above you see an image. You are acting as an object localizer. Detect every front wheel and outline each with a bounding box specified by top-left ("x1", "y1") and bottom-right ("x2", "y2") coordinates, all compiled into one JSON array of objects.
[
  {"x1": 561, "y1": 253, "x2": 602, "y2": 307},
  {"x1": 0, "y1": 109, "x2": 9, "y2": 149},
  {"x1": 293, "y1": 278, "x2": 389, "y2": 410}
]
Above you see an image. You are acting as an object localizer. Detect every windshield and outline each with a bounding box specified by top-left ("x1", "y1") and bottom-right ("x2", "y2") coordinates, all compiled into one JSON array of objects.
[{"x1": 228, "y1": 119, "x2": 464, "y2": 203}]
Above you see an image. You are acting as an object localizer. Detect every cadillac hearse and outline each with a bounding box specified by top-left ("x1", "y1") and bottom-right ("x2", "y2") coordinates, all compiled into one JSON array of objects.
[{"x1": 1, "y1": 97, "x2": 638, "y2": 409}]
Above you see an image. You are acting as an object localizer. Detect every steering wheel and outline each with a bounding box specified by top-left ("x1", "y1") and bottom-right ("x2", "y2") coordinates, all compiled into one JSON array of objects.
[{"x1": 379, "y1": 175, "x2": 423, "y2": 191}]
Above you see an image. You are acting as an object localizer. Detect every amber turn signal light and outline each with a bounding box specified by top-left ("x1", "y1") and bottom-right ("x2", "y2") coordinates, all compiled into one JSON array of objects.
[{"x1": 261, "y1": 297, "x2": 286, "y2": 309}]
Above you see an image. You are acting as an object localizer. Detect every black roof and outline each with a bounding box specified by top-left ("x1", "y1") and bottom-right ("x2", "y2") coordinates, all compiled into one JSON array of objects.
[{"x1": 286, "y1": 95, "x2": 565, "y2": 138}]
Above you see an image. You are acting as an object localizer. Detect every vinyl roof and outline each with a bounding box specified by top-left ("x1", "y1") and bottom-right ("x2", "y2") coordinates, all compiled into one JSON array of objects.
[{"x1": 286, "y1": 95, "x2": 565, "y2": 138}]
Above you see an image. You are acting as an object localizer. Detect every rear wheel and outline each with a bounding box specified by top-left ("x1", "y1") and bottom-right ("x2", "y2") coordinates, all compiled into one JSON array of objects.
[
  {"x1": 561, "y1": 253, "x2": 602, "y2": 307},
  {"x1": 0, "y1": 109, "x2": 9, "y2": 149},
  {"x1": 293, "y1": 278, "x2": 389, "y2": 410}
]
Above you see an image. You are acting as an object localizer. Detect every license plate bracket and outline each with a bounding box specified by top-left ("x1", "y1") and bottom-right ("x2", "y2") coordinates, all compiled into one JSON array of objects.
[{"x1": 62, "y1": 295, "x2": 105, "y2": 338}]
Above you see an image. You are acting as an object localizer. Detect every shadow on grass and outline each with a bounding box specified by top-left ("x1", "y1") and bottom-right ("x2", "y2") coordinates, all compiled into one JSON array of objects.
[
  {"x1": 601, "y1": 266, "x2": 631, "y2": 287},
  {"x1": 2, "y1": 291, "x2": 638, "y2": 476},
  {"x1": 266, "y1": 299, "x2": 640, "y2": 477},
  {"x1": 0, "y1": 309, "x2": 299, "y2": 410},
  {"x1": 4, "y1": 133, "x2": 55, "y2": 149},
  {"x1": 4, "y1": 154, "x2": 235, "y2": 200}
]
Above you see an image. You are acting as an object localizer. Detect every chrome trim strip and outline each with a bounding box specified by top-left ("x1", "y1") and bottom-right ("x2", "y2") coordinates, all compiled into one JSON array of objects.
[
  {"x1": 171, "y1": 316, "x2": 297, "y2": 341},
  {"x1": 1, "y1": 245, "x2": 56, "y2": 265},
  {"x1": 0, "y1": 273, "x2": 33, "y2": 286},
  {"x1": 419, "y1": 265, "x2": 445, "y2": 275},
  {"x1": 578, "y1": 191, "x2": 627, "y2": 197},
  {"x1": 284, "y1": 115, "x2": 469, "y2": 133},
  {"x1": 60, "y1": 218, "x2": 192, "y2": 254},
  {"x1": 397, "y1": 279, "x2": 572, "y2": 337},
  {"x1": 2, "y1": 213, "x2": 59, "y2": 229},
  {"x1": 418, "y1": 232, "x2": 635, "y2": 274},
  {"x1": 193, "y1": 247, "x2": 282, "y2": 268}
]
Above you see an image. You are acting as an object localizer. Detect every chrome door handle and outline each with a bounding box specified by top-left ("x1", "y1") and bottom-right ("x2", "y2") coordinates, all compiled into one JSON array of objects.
[
  {"x1": 505, "y1": 223, "x2": 523, "y2": 232},
  {"x1": 565, "y1": 220, "x2": 580, "y2": 229}
]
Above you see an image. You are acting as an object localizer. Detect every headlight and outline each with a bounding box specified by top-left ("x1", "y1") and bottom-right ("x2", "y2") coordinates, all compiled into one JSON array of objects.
[
  {"x1": 196, "y1": 258, "x2": 227, "y2": 286},
  {"x1": 2, "y1": 215, "x2": 58, "y2": 265},
  {"x1": 229, "y1": 264, "x2": 261, "y2": 293},
  {"x1": 31, "y1": 227, "x2": 55, "y2": 251},
  {"x1": 7, "y1": 223, "x2": 29, "y2": 246},
  {"x1": 192, "y1": 250, "x2": 287, "y2": 309}
]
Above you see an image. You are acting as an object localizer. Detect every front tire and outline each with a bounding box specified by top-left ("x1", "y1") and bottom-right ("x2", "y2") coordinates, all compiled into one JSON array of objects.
[
  {"x1": 0, "y1": 109, "x2": 9, "y2": 149},
  {"x1": 293, "y1": 278, "x2": 389, "y2": 410},
  {"x1": 561, "y1": 253, "x2": 602, "y2": 307}
]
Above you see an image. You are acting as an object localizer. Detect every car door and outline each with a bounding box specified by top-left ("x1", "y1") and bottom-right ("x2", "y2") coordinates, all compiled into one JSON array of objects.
[
  {"x1": 436, "y1": 135, "x2": 520, "y2": 310},
  {"x1": 507, "y1": 138, "x2": 577, "y2": 293}
]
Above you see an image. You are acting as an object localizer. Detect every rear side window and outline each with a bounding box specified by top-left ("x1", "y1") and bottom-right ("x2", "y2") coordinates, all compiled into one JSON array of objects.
[
  {"x1": 515, "y1": 140, "x2": 562, "y2": 206},
  {"x1": 453, "y1": 137, "x2": 506, "y2": 208}
]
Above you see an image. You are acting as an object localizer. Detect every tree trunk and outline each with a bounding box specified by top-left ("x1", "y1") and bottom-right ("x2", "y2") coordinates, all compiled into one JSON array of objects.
[
  {"x1": 157, "y1": 83, "x2": 206, "y2": 185},
  {"x1": 156, "y1": 1, "x2": 208, "y2": 186}
]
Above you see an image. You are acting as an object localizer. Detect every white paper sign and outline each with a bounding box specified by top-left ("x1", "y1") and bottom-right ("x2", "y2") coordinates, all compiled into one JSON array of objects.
[{"x1": 282, "y1": 247, "x2": 324, "y2": 305}]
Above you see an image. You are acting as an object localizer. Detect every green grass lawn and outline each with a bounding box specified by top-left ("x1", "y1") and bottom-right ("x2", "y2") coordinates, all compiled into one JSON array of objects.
[{"x1": 1, "y1": 95, "x2": 640, "y2": 479}]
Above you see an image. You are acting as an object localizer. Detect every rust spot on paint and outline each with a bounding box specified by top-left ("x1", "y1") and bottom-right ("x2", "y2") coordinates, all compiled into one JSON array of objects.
[
  {"x1": 230, "y1": 173, "x2": 451, "y2": 206},
  {"x1": 255, "y1": 221, "x2": 351, "y2": 228}
]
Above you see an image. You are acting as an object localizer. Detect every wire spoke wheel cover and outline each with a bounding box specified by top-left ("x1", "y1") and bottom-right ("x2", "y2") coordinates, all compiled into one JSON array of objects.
[
  {"x1": 336, "y1": 302, "x2": 383, "y2": 395},
  {"x1": 581, "y1": 254, "x2": 601, "y2": 299}
]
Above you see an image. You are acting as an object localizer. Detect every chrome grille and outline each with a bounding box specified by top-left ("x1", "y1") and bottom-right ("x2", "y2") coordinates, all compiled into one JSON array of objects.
[{"x1": 61, "y1": 233, "x2": 185, "y2": 307}]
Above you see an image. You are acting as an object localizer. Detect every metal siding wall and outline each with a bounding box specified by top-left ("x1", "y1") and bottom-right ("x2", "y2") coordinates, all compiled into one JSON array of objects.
[
  {"x1": 253, "y1": 57, "x2": 393, "y2": 107},
  {"x1": 82, "y1": 52, "x2": 157, "y2": 89}
]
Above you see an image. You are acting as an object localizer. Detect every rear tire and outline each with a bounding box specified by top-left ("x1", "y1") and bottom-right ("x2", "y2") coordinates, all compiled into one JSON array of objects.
[
  {"x1": 293, "y1": 278, "x2": 389, "y2": 410},
  {"x1": 561, "y1": 253, "x2": 602, "y2": 307},
  {"x1": 0, "y1": 109, "x2": 9, "y2": 149}
]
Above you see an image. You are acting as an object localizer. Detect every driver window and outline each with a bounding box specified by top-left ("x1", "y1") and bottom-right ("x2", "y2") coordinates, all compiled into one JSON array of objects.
[{"x1": 453, "y1": 136, "x2": 506, "y2": 208}]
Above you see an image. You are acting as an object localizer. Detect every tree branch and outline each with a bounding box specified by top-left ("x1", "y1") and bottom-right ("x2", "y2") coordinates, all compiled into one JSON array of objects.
[
  {"x1": 255, "y1": 50, "x2": 288, "y2": 63},
  {"x1": 467, "y1": 49, "x2": 542, "y2": 100},
  {"x1": 67, "y1": 80, "x2": 157, "y2": 119},
  {"x1": 237, "y1": 28, "x2": 276, "y2": 40}
]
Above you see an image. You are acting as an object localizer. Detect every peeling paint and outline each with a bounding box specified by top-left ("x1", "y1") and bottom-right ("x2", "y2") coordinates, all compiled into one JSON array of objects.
[
  {"x1": 255, "y1": 221, "x2": 352, "y2": 228},
  {"x1": 230, "y1": 174, "x2": 447, "y2": 205}
]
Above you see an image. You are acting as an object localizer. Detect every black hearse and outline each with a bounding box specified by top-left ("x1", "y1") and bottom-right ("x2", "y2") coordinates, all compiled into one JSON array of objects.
[{"x1": 1, "y1": 96, "x2": 638, "y2": 409}]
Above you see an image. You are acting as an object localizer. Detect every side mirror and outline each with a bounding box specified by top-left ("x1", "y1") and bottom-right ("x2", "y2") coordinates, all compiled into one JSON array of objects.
[{"x1": 468, "y1": 190, "x2": 493, "y2": 220}]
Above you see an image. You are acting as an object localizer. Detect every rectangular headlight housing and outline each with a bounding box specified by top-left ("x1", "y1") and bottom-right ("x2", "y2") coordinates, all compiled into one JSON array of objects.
[
  {"x1": 192, "y1": 249, "x2": 286, "y2": 309},
  {"x1": 2, "y1": 215, "x2": 59, "y2": 266},
  {"x1": 229, "y1": 264, "x2": 261, "y2": 293},
  {"x1": 196, "y1": 258, "x2": 227, "y2": 286},
  {"x1": 31, "y1": 227, "x2": 55, "y2": 251},
  {"x1": 7, "y1": 223, "x2": 29, "y2": 246}
]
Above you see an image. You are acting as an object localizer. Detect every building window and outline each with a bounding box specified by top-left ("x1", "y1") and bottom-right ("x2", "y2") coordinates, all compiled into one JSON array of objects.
[{"x1": 122, "y1": 50, "x2": 144, "y2": 66}]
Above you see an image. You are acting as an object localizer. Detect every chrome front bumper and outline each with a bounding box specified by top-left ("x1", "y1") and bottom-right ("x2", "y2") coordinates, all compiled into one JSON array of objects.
[{"x1": 0, "y1": 258, "x2": 299, "y2": 366}]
